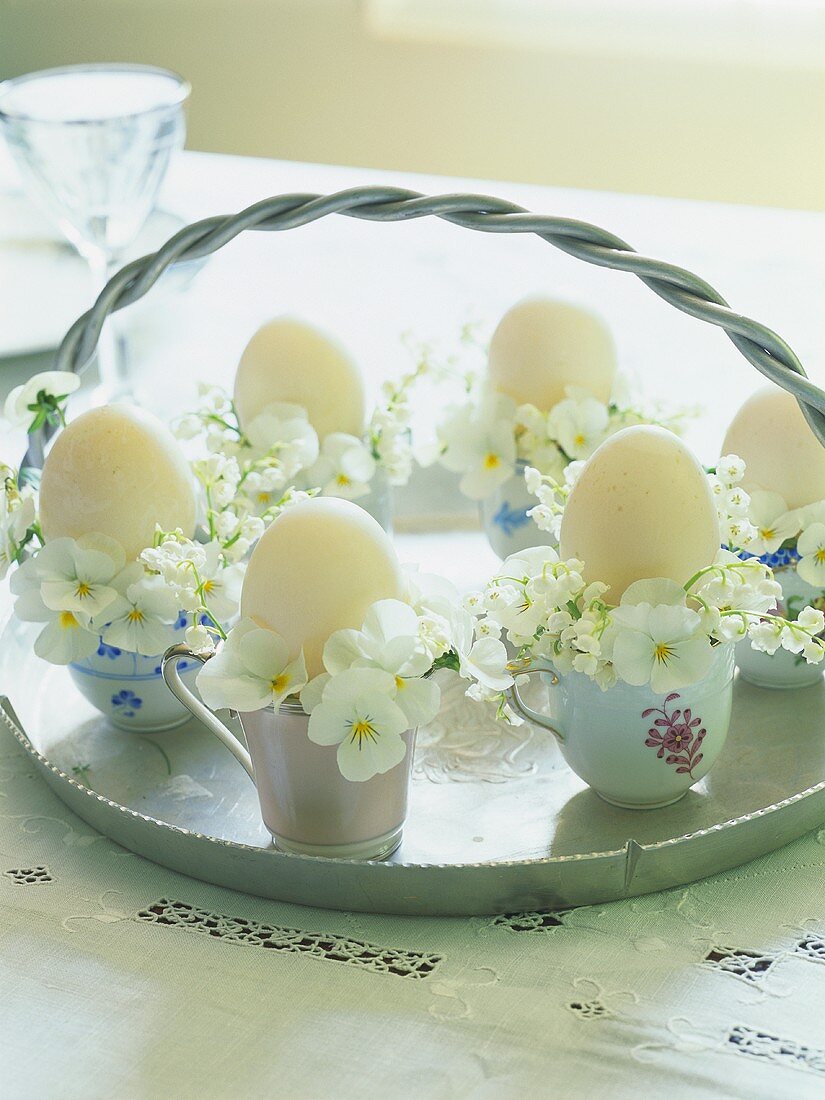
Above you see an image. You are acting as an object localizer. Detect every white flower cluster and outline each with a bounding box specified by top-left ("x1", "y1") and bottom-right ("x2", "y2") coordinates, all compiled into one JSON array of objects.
[
  {"x1": 140, "y1": 531, "x2": 246, "y2": 652},
  {"x1": 176, "y1": 371, "x2": 420, "y2": 510},
  {"x1": 434, "y1": 382, "x2": 687, "y2": 502},
  {"x1": 708, "y1": 455, "x2": 825, "y2": 591},
  {"x1": 12, "y1": 534, "x2": 184, "y2": 664},
  {"x1": 470, "y1": 544, "x2": 825, "y2": 704},
  {"x1": 178, "y1": 387, "x2": 320, "y2": 519},
  {"x1": 0, "y1": 465, "x2": 38, "y2": 580},
  {"x1": 10, "y1": 509, "x2": 263, "y2": 664},
  {"x1": 196, "y1": 571, "x2": 514, "y2": 781}
]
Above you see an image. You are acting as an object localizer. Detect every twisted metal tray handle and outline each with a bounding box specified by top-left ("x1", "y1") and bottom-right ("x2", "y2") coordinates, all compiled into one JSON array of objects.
[{"x1": 53, "y1": 185, "x2": 825, "y2": 445}]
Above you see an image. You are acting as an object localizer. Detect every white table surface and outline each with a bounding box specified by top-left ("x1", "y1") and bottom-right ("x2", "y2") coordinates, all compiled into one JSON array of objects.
[{"x1": 2, "y1": 150, "x2": 825, "y2": 1099}]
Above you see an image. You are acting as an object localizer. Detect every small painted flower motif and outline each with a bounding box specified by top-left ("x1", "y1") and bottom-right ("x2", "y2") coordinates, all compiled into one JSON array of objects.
[
  {"x1": 111, "y1": 689, "x2": 143, "y2": 718},
  {"x1": 97, "y1": 641, "x2": 122, "y2": 660},
  {"x1": 642, "y1": 692, "x2": 707, "y2": 777},
  {"x1": 493, "y1": 501, "x2": 530, "y2": 536}
]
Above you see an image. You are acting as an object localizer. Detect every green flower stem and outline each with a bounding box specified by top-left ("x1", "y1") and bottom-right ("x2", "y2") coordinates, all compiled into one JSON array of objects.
[
  {"x1": 718, "y1": 607, "x2": 825, "y2": 645},
  {"x1": 683, "y1": 559, "x2": 764, "y2": 594},
  {"x1": 180, "y1": 560, "x2": 227, "y2": 641},
  {"x1": 204, "y1": 412, "x2": 242, "y2": 437},
  {"x1": 204, "y1": 483, "x2": 217, "y2": 541}
]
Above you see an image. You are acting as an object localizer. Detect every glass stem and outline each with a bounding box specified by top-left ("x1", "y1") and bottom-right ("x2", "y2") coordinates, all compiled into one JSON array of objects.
[{"x1": 87, "y1": 247, "x2": 131, "y2": 402}]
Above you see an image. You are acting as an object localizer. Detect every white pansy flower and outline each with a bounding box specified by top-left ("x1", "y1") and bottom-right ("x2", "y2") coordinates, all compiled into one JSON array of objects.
[
  {"x1": 197, "y1": 618, "x2": 308, "y2": 712},
  {"x1": 96, "y1": 564, "x2": 180, "y2": 656},
  {"x1": 514, "y1": 404, "x2": 567, "y2": 473},
  {"x1": 244, "y1": 402, "x2": 320, "y2": 474},
  {"x1": 307, "y1": 668, "x2": 411, "y2": 782},
  {"x1": 35, "y1": 534, "x2": 125, "y2": 619},
  {"x1": 437, "y1": 395, "x2": 517, "y2": 500},
  {"x1": 797, "y1": 522, "x2": 825, "y2": 587},
  {"x1": 299, "y1": 673, "x2": 332, "y2": 715},
  {"x1": 3, "y1": 370, "x2": 80, "y2": 429},
  {"x1": 323, "y1": 599, "x2": 440, "y2": 725},
  {"x1": 0, "y1": 472, "x2": 37, "y2": 580},
  {"x1": 12, "y1": 560, "x2": 97, "y2": 664},
  {"x1": 33, "y1": 608, "x2": 97, "y2": 664},
  {"x1": 547, "y1": 393, "x2": 609, "y2": 460},
  {"x1": 610, "y1": 578, "x2": 714, "y2": 693},
  {"x1": 324, "y1": 599, "x2": 431, "y2": 679},
  {"x1": 197, "y1": 540, "x2": 244, "y2": 622},
  {"x1": 307, "y1": 433, "x2": 376, "y2": 500},
  {"x1": 441, "y1": 603, "x2": 512, "y2": 692},
  {"x1": 745, "y1": 491, "x2": 796, "y2": 556}
]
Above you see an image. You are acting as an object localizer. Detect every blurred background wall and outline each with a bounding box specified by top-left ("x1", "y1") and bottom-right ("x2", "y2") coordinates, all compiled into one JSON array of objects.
[{"x1": 1, "y1": 0, "x2": 823, "y2": 210}]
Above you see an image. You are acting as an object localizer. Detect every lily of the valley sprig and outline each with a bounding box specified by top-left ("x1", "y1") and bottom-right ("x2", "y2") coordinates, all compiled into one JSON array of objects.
[
  {"x1": 196, "y1": 573, "x2": 514, "y2": 781},
  {"x1": 469, "y1": 544, "x2": 825, "y2": 709}
]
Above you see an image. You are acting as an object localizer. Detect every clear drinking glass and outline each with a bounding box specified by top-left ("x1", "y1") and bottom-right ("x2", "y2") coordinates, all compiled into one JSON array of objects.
[{"x1": 0, "y1": 64, "x2": 191, "y2": 400}]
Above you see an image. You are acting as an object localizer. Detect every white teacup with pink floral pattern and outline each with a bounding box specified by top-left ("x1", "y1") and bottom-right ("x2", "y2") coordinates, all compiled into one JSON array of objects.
[{"x1": 508, "y1": 644, "x2": 735, "y2": 809}]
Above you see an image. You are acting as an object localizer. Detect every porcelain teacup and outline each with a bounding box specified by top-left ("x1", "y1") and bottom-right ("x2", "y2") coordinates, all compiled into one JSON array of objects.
[
  {"x1": 162, "y1": 644, "x2": 415, "y2": 859},
  {"x1": 506, "y1": 644, "x2": 735, "y2": 809},
  {"x1": 736, "y1": 559, "x2": 825, "y2": 690},
  {"x1": 480, "y1": 461, "x2": 556, "y2": 559}
]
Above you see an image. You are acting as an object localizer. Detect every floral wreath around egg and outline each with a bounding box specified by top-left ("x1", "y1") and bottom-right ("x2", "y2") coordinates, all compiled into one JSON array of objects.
[
  {"x1": 172, "y1": 354, "x2": 424, "y2": 512},
  {"x1": 471, "y1": 452, "x2": 825, "y2": 712},
  {"x1": 5, "y1": 349, "x2": 825, "y2": 784},
  {"x1": 1, "y1": 370, "x2": 510, "y2": 782},
  {"x1": 417, "y1": 320, "x2": 694, "y2": 502}
]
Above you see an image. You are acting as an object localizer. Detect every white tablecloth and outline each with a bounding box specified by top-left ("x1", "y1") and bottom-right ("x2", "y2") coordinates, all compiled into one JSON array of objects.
[
  {"x1": 2, "y1": 150, "x2": 825, "y2": 1098},
  {"x1": 3, "y1": 711, "x2": 825, "y2": 1099}
]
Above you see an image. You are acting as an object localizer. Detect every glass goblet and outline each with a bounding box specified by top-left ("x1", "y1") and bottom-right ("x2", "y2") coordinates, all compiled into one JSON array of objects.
[{"x1": 0, "y1": 64, "x2": 191, "y2": 400}]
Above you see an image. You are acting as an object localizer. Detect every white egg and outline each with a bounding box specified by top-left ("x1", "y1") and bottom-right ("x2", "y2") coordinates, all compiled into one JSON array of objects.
[
  {"x1": 721, "y1": 385, "x2": 825, "y2": 510},
  {"x1": 234, "y1": 317, "x2": 366, "y2": 439},
  {"x1": 39, "y1": 405, "x2": 197, "y2": 561},
  {"x1": 559, "y1": 426, "x2": 719, "y2": 599},
  {"x1": 241, "y1": 496, "x2": 404, "y2": 678},
  {"x1": 487, "y1": 297, "x2": 617, "y2": 411}
]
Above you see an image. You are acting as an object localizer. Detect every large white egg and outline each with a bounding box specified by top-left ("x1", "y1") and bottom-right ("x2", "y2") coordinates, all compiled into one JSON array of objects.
[
  {"x1": 721, "y1": 385, "x2": 825, "y2": 509},
  {"x1": 234, "y1": 317, "x2": 366, "y2": 439},
  {"x1": 241, "y1": 496, "x2": 404, "y2": 678},
  {"x1": 487, "y1": 297, "x2": 617, "y2": 411},
  {"x1": 559, "y1": 426, "x2": 719, "y2": 599},
  {"x1": 39, "y1": 405, "x2": 197, "y2": 561}
]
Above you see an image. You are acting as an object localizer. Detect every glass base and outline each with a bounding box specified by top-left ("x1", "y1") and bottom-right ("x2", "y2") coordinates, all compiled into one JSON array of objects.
[{"x1": 270, "y1": 824, "x2": 403, "y2": 861}]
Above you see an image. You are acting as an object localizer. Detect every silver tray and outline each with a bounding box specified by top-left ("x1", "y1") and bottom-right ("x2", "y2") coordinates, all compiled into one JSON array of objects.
[{"x1": 3, "y1": 611, "x2": 825, "y2": 916}]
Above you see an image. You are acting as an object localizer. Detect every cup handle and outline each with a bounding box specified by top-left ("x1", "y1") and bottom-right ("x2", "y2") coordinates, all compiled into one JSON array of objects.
[
  {"x1": 505, "y1": 657, "x2": 564, "y2": 743},
  {"x1": 161, "y1": 644, "x2": 255, "y2": 781}
]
